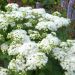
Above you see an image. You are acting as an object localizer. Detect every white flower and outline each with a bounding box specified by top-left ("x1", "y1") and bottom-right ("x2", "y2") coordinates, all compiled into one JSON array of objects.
[
  {"x1": 10, "y1": 11, "x2": 24, "y2": 20},
  {"x1": 60, "y1": 17, "x2": 71, "y2": 26},
  {"x1": 38, "y1": 38, "x2": 52, "y2": 54},
  {"x1": 42, "y1": 13, "x2": 54, "y2": 20},
  {"x1": 53, "y1": 19, "x2": 63, "y2": 28},
  {"x1": 1, "y1": 43, "x2": 9, "y2": 53},
  {"x1": 0, "y1": 14, "x2": 5, "y2": 22},
  {"x1": 35, "y1": 21, "x2": 48, "y2": 31},
  {"x1": 18, "y1": 7, "x2": 34, "y2": 19},
  {"x1": 8, "y1": 59, "x2": 16, "y2": 70},
  {"x1": 60, "y1": 42, "x2": 67, "y2": 47},
  {"x1": 18, "y1": 42, "x2": 38, "y2": 57},
  {"x1": 38, "y1": 34, "x2": 60, "y2": 54},
  {"x1": 53, "y1": 41, "x2": 75, "y2": 75},
  {"x1": 23, "y1": 22, "x2": 32, "y2": 27},
  {"x1": 68, "y1": 43, "x2": 75, "y2": 55},
  {"x1": 32, "y1": 8, "x2": 46, "y2": 15},
  {"x1": 42, "y1": 13, "x2": 70, "y2": 31},
  {"x1": 46, "y1": 34, "x2": 60, "y2": 45},
  {"x1": 35, "y1": 21, "x2": 58, "y2": 31},
  {"x1": 25, "y1": 52, "x2": 48, "y2": 70},
  {"x1": 38, "y1": 18, "x2": 45, "y2": 22},
  {"x1": 65, "y1": 71, "x2": 75, "y2": 75},
  {"x1": 19, "y1": 7, "x2": 32, "y2": 12},
  {"x1": 28, "y1": 30, "x2": 41, "y2": 40},
  {"x1": 5, "y1": 3, "x2": 19, "y2": 11},
  {"x1": 0, "y1": 20, "x2": 9, "y2": 30},
  {"x1": 60, "y1": 55, "x2": 75, "y2": 71},
  {"x1": 47, "y1": 21, "x2": 57, "y2": 31},
  {"x1": 8, "y1": 44, "x2": 21, "y2": 55},
  {"x1": 0, "y1": 67, "x2": 8, "y2": 75},
  {"x1": 36, "y1": 18, "x2": 70, "y2": 31},
  {"x1": 0, "y1": 3, "x2": 72, "y2": 74},
  {"x1": 8, "y1": 56, "x2": 25, "y2": 72},
  {"x1": 52, "y1": 47, "x2": 67, "y2": 61},
  {"x1": 7, "y1": 29, "x2": 30, "y2": 43}
]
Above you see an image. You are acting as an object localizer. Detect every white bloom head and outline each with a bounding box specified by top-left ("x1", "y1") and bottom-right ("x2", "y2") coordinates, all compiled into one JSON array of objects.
[
  {"x1": 0, "y1": 67, "x2": 8, "y2": 75},
  {"x1": 5, "y1": 3, "x2": 19, "y2": 11},
  {"x1": 32, "y1": 8, "x2": 46, "y2": 15},
  {"x1": 8, "y1": 56, "x2": 25, "y2": 72},
  {"x1": 1, "y1": 43, "x2": 9, "y2": 53},
  {"x1": 18, "y1": 42, "x2": 38, "y2": 57},
  {"x1": 7, "y1": 29, "x2": 30, "y2": 44},
  {"x1": 25, "y1": 52, "x2": 48, "y2": 70}
]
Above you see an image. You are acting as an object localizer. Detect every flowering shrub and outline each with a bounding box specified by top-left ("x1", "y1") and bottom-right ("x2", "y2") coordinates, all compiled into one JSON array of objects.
[{"x1": 0, "y1": 3, "x2": 73, "y2": 75}]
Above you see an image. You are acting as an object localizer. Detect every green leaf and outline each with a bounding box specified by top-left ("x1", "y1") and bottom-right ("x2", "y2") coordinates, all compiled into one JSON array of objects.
[
  {"x1": 39, "y1": 72, "x2": 45, "y2": 75},
  {"x1": 22, "y1": 0, "x2": 27, "y2": 4}
]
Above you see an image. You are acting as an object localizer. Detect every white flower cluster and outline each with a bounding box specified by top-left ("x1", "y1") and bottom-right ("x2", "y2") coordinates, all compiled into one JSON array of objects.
[
  {"x1": 0, "y1": 14, "x2": 9, "y2": 30},
  {"x1": 5, "y1": 3, "x2": 19, "y2": 11},
  {"x1": 7, "y1": 29, "x2": 30, "y2": 44},
  {"x1": 0, "y1": 3, "x2": 71, "y2": 75},
  {"x1": 1, "y1": 43, "x2": 9, "y2": 53},
  {"x1": 4, "y1": 29, "x2": 48, "y2": 71},
  {"x1": 24, "y1": 22, "x2": 32, "y2": 27},
  {"x1": 38, "y1": 33, "x2": 60, "y2": 54},
  {"x1": 25, "y1": 52, "x2": 48, "y2": 70},
  {"x1": 0, "y1": 67, "x2": 8, "y2": 75},
  {"x1": 52, "y1": 40, "x2": 75, "y2": 75},
  {"x1": 28, "y1": 30, "x2": 41, "y2": 40},
  {"x1": 8, "y1": 55, "x2": 26, "y2": 72},
  {"x1": 35, "y1": 21, "x2": 57, "y2": 31},
  {"x1": 6, "y1": 36, "x2": 48, "y2": 70},
  {"x1": 18, "y1": 7, "x2": 33, "y2": 19},
  {"x1": 8, "y1": 52, "x2": 48, "y2": 71},
  {"x1": 8, "y1": 43, "x2": 48, "y2": 71},
  {"x1": 36, "y1": 14, "x2": 70, "y2": 31},
  {"x1": 18, "y1": 42, "x2": 38, "y2": 56},
  {"x1": 32, "y1": 8, "x2": 46, "y2": 15},
  {"x1": 8, "y1": 44, "x2": 21, "y2": 55},
  {"x1": 0, "y1": 3, "x2": 70, "y2": 31}
]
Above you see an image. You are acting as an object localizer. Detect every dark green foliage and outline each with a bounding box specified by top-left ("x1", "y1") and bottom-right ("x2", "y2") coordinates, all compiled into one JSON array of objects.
[
  {"x1": 0, "y1": 0, "x2": 7, "y2": 11},
  {"x1": 56, "y1": 27, "x2": 71, "y2": 41},
  {"x1": 38, "y1": 55, "x2": 65, "y2": 75}
]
